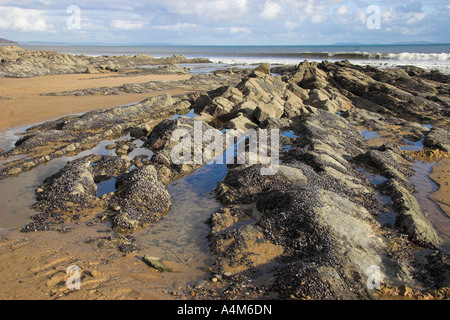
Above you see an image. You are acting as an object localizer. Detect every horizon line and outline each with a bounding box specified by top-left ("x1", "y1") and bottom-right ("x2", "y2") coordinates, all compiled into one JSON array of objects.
[{"x1": 11, "y1": 42, "x2": 450, "y2": 47}]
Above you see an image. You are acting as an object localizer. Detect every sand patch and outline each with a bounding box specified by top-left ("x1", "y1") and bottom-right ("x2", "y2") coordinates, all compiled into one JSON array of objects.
[
  {"x1": 0, "y1": 73, "x2": 192, "y2": 131},
  {"x1": 429, "y1": 157, "x2": 450, "y2": 219}
]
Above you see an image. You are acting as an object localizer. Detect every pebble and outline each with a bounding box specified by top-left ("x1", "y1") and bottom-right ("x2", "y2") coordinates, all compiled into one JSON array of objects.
[
  {"x1": 105, "y1": 144, "x2": 116, "y2": 150},
  {"x1": 195, "y1": 280, "x2": 208, "y2": 289}
]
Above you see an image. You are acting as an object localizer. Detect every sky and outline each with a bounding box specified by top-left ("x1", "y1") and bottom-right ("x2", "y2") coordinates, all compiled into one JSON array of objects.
[{"x1": 0, "y1": 0, "x2": 449, "y2": 45}]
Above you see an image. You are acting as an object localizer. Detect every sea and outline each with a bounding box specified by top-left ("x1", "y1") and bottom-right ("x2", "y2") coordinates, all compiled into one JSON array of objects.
[{"x1": 17, "y1": 43, "x2": 450, "y2": 74}]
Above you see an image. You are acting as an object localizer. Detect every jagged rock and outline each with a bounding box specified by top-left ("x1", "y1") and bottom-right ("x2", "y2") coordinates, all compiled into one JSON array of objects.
[
  {"x1": 209, "y1": 106, "x2": 450, "y2": 298},
  {"x1": 287, "y1": 83, "x2": 310, "y2": 101},
  {"x1": 225, "y1": 113, "x2": 258, "y2": 131},
  {"x1": 259, "y1": 117, "x2": 292, "y2": 130},
  {"x1": 382, "y1": 179, "x2": 442, "y2": 248},
  {"x1": 112, "y1": 165, "x2": 171, "y2": 231},
  {"x1": 355, "y1": 147, "x2": 415, "y2": 192},
  {"x1": 253, "y1": 99, "x2": 284, "y2": 123},
  {"x1": 306, "y1": 88, "x2": 352, "y2": 113},
  {"x1": 254, "y1": 63, "x2": 271, "y2": 75},
  {"x1": 32, "y1": 154, "x2": 131, "y2": 217},
  {"x1": 86, "y1": 65, "x2": 100, "y2": 74},
  {"x1": 423, "y1": 127, "x2": 450, "y2": 152}
]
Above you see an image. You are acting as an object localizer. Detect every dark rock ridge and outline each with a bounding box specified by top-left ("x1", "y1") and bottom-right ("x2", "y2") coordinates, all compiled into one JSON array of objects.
[
  {"x1": 210, "y1": 110, "x2": 386, "y2": 299},
  {"x1": 2, "y1": 59, "x2": 449, "y2": 299}
]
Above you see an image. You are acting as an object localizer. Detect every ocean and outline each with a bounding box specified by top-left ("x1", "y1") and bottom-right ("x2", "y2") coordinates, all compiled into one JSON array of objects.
[{"x1": 18, "y1": 43, "x2": 450, "y2": 74}]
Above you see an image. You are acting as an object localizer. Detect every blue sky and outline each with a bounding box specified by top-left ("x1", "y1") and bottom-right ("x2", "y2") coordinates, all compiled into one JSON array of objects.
[{"x1": 0, "y1": 0, "x2": 449, "y2": 45}]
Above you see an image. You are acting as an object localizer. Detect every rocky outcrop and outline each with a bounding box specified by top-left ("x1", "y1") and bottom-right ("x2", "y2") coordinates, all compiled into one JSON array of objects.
[
  {"x1": 111, "y1": 165, "x2": 171, "y2": 231},
  {"x1": 210, "y1": 110, "x2": 390, "y2": 299},
  {"x1": 146, "y1": 117, "x2": 223, "y2": 185},
  {"x1": 32, "y1": 154, "x2": 129, "y2": 215},
  {"x1": 196, "y1": 69, "x2": 309, "y2": 132},
  {"x1": 423, "y1": 127, "x2": 450, "y2": 152},
  {"x1": 0, "y1": 46, "x2": 211, "y2": 78},
  {"x1": 29, "y1": 153, "x2": 170, "y2": 232},
  {"x1": 2, "y1": 60, "x2": 448, "y2": 299},
  {"x1": 382, "y1": 179, "x2": 442, "y2": 248}
]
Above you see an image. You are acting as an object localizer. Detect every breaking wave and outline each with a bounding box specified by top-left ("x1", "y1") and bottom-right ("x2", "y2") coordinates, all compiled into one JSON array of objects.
[{"x1": 216, "y1": 51, "x2": 450, "y2": 61}]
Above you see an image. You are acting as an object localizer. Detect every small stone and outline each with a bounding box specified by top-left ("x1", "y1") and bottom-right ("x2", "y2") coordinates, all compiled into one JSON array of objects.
[
  {"x1": 195, "y1": 280, "x2": 208, "y2": 289},
  {"x1": 113, "y1": 206, "x2": 121, "y2": 211},
  {"x1": 66, "y1": 144, "x2": 76, "y2": 152},
  {"x1": 36, "y1": 188, "x2": 44, "y2": 194},
  {"x1": 105, "y1": 144, "x2": 116, "y2": 150},
  {"x1": 399, "y1": 285, "x2": 415, "y2": 297},
  {"x1": 142, "y1": 255, "x2": 174, "y2": 272},
  {"x1": 8, "y1": 167, "x2": 21, "y2": 175},
  {"x1": 118, "y1": 243, "x2": 139, "y2": 253},
  {"x1": 254, "y1": 63, "x2": 271, "y2": 75}
]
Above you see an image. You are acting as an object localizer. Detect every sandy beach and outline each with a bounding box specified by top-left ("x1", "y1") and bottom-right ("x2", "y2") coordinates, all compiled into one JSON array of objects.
[{"x1": 0, "y1": 73, "x2": 192, "y2": 131}]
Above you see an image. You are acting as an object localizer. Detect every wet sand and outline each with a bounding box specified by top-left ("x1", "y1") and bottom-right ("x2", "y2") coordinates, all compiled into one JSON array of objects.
[
  {"x1": 0, "y1": 73, "x2": 192, "y2": 131},
  {"x1": 0, "y1": 224, "x2": 185, "y2": 300},
  {"x1": 430, "y1": 158, "x2": 450, "y2": 219}
]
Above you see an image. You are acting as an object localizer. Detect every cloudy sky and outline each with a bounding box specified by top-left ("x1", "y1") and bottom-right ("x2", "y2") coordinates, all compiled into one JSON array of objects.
[{"x1": 0, "y1": 0, "x2": 449, "y2": 45}]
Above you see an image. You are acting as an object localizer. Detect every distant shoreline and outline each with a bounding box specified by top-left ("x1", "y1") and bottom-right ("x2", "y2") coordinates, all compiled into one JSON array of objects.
[{"x1": 10, "y1": 43, "x2": 450, "y2": 74}]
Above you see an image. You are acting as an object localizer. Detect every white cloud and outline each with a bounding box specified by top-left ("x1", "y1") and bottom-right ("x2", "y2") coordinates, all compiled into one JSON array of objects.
[
  {"x1": 1, "y1": 0, "x2": 449, "y2": 45},
  {"x1": 110, "y1": 20, "x2": 147, "y2": 30},
  {"x1": 381, "y1": 8, "x2": 394, "y2": 23},
  {"x1": 354, "y1": 7, "x2": 366, "y2": 24},
  {"x1": 152, "y1": 23, "x2": 198, "y2": 31},
  {"x1": 284, "y1": 21, "x2": 299, "y2": 31},
  {"x1": 304, "y1": 2, "x2": 328, "y2": 23},
  {"x1": 0, "y1": 6, "x2": 51, "y2": 31},
  {"x1": 337, "y1": 5, "x2": 348, "y2": 15},
  {"x1": 260, "y1": 1, "x2": 282, "y2": 20},
  {"x1": 229, "y1": 27, "x2": 251, "y2": 34},
  {"x1": 311, "y1": 14, "x2": 327, "y2": 23},
  {"x1": 111, "y1": 4, "x2": 135, "y2": 11},
  {"x1": 158, "y1": 0, "x2": 248, "y2": 21},
  {"x1": 406, "y1": 12, "x2": 426, "y2": 24}
]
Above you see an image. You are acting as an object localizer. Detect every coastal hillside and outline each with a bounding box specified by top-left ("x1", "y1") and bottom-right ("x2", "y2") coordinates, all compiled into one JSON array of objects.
[{"x1": 0, "y1": 38, "x2": 17, "y2": 44}]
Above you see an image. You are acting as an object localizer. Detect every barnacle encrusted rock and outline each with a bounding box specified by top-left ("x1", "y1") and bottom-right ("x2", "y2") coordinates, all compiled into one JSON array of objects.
[{"x1": 111, "y1": 165, "x2": 172, "y2": 231}]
